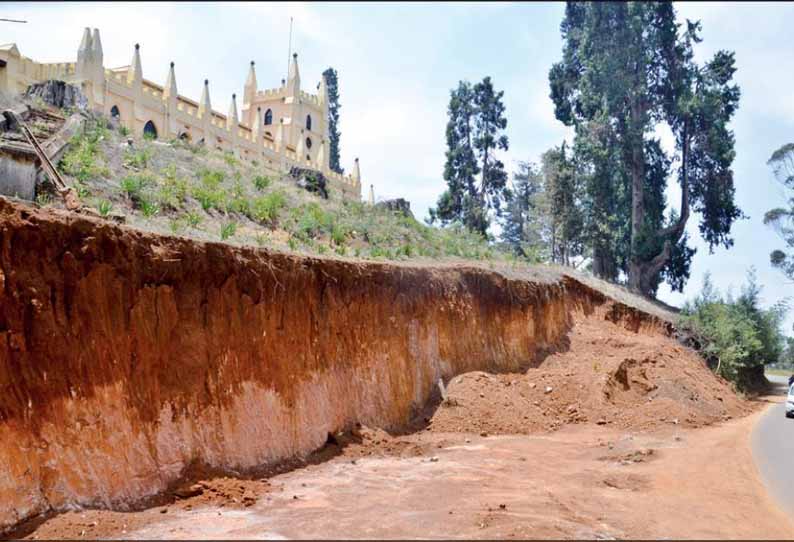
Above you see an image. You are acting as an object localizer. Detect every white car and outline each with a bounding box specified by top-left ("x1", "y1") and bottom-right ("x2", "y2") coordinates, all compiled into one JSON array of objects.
[{"x1": 786, "y1": 384, "x2": 794, "y2": 418}]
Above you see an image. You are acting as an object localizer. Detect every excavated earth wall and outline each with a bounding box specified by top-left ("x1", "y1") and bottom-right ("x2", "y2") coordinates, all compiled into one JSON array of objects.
[{"x1": 0, "y1": 198, "x2": 671, "y2": 532}]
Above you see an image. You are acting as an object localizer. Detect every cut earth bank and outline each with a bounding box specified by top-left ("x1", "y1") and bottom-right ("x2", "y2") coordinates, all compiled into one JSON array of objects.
[{"x1": 0, "y1": 197, "x2": 789, "y2": 539}]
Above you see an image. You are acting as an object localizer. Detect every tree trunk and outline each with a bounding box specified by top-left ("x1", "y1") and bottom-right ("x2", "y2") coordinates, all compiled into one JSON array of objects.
[
  {"x1": 632, "y1": 119, "x2": 692, "y2": 296},
  {"x1": 627, "y1": 102, "x2": 646, "y2": 292}
]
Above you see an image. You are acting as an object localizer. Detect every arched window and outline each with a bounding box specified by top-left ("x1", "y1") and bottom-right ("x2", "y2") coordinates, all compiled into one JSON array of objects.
[
  {"x1": 305, "y1": 137, "x2": 312, "y2": 149},
  {"x1": 264, "y1": 109, "x2": 273, "y2": 125},
  {"x1": 305, "y1": 114, "x2": 312, "y2": 131},
  {"x1": 143, "y1": 120, "x2": 157, "y2": 139},
  {"x1": 110, "y1": 105, "x2": 120, "y2": 119}
]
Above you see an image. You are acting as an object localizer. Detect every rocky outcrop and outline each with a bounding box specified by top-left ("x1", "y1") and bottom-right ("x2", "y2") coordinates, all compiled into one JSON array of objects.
[
  {"x1": 0, "y1": 197, "x2": 665, "y2": 532},
  {"x1": 24, "y1": 80, "x2": 88, "y2": 111}
]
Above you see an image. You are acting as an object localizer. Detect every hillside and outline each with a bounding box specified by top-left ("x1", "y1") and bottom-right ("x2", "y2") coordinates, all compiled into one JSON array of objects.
[
  {"x1": 34, "y1": 107, "x2": 679, "y2": 324},
  {"x1": 42, "y1": 112, "x2": 499, "y2": 262}
]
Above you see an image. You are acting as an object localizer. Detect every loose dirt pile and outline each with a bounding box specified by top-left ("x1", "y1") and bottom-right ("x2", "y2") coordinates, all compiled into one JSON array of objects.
[{"x1": 428, "y1": 310, "x2": 750, "y2": 436}]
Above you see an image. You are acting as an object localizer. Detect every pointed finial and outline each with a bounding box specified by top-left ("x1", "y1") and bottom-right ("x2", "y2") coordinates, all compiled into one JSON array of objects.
[
  {"x1": 353, "y1": 158, "x2": 361, "y2": 183},
  {"x1": 170, "y1": 61, "x2": 174, "y2": 67},
  {"x1": 91, "y1": 29, "x2": 103, "y2": 59},
  {"x1": 165, "y1": 60, "x2": 177, "y2": 98},
  {"x1": 128, "y1": 41, "x2": 143, "y2": 85},
  {"x1": 78, "y1": 27, "x2": 92, "y2": 54},
  {"x1": 227, "y1": 93, "x2": 239, "y2": 130},
  {"x1": 199, "y1": 78, "x2": 212, "y2": 117}
]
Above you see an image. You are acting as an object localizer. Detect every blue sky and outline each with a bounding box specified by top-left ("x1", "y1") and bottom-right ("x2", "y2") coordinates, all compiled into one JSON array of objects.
[{"x1": 3, "y1": 2, "x2": 792, "y2": 332}]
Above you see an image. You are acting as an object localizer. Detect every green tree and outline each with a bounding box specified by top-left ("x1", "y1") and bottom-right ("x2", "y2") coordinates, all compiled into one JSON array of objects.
[
  {"x1": 681, "y1": 269, "x2": 788, "y2": 389},
  {"x1": 431, "y1": 77, "x2": 510, "y2": 236},
  {"x1": 542, "y1": 142, "x2": 584, "y2": 266},
  {"x1": 501, "y1": 161, "x2": 547, "y2": 259},
  {"x1": 549, "y1": 2, "x2": 742, "y2": 296},
  {"x1": 765, "y1": 143, "x2": 794, "y2": 280},
  {"x1": 322, "y1": 67, "x2": 343, "y2": 174}
]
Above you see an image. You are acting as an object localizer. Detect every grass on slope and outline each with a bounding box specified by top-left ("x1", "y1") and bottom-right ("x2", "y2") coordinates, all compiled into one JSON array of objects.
[{"x1": 49, "y1": 116, "x2": 503, "y2": 263}]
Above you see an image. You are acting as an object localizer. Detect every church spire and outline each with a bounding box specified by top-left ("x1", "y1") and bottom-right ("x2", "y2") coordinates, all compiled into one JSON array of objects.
[
  {"x1": 287, "y1": 52, "x2": 300, "y2": 96},
  {"x1": 243, "y1": 60, "x2": 257, "y2": 107}
]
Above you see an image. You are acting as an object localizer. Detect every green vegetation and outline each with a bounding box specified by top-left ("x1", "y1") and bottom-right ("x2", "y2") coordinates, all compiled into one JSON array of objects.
[
  {"x1": 96, "y1": 199, "x2": 113, "y2": 217},
  {"x1": 546, "y1": 3, "x2": 741, "y2": 295},
  {"x1": 251, "y1": 191, "x2": 286, "y2": 224},
  {"x1": 59, "y1": 120, "x2": 111, "y2": 183},
  {"x1": 680, "y1": 270, "x2": 788, "y2": 390},
  {"x1": 765, "y1": 143, "x2": 794, "y2": 280},
  {"x1": 322, "y1": 67, "x2": 344, "y2": 174},
  {"x1": 253, "y1": 175, "x2": 271, "y2": 191},
  {"x1": 429, "y1": 76, "x2": 509, "y2": 237},
  {"x1": 220, "y1": 221, "x2": 237, "y2": 240}
]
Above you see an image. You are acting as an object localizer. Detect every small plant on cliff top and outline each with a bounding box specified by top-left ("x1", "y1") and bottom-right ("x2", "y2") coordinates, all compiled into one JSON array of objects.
[
  {"x1": 140, "y1": 197, "x2": 160, "y2": 218},
  {"x1": 156, "y1": 164, "x2": 189, "y2": 210},
  {"x1": 184, "y1": 211, "x2": 203, "y2": 228},
  {"x1": 251, "y1": 191, "x2": 287, "y2": 225},
  {"x1": 220, "y1": 221, "x2": 238, "y2": 240},
  {"x1": 96, "y1": 199, "x2": 113, "y2": 217},
  {"x1": 253, "y1": 175, "x2": 272, "y2": 191}
]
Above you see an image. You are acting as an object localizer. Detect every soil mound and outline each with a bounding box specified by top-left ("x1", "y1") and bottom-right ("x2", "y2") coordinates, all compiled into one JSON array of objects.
[{"x1": 428, "y1": 310, "x2": 749, "y2": 435}]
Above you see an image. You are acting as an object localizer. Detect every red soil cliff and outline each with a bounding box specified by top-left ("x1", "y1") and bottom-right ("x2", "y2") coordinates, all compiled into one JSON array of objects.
[{"x1": 0, "y1": 198, "x2": 708, "y2": 532}]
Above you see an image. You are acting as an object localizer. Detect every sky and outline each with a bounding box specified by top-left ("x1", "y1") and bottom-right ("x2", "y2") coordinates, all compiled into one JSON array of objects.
[{"x1": 2, "y1": 1, "x2": 793, "y2": 333}]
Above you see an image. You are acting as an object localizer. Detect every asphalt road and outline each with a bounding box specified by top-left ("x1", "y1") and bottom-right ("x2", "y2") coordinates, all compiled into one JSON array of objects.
[{"x1": 752, "y1": 374, "x2": 794, "y2": 519}]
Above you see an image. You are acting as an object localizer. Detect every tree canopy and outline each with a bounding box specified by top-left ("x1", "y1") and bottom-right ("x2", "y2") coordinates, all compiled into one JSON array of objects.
[
  {"x1": 765, "y1": 143, "x2": 794, "y2": 280},
  {"x1": 430, "y1": 77, "x2": 509, "y2": 237},
  {"x1": 549, "y1": 1, "x2": 742, "y2": 295},
  {"x1": 322, "y1": 67, "x2": 343, "y2": 174}
]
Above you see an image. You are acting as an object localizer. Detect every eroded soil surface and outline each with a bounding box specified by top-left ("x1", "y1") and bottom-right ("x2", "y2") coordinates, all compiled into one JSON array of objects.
[
  {"x1": 18, "y1": 313, "x2": 788, "y2": 540},
  {"x1": 22, "y1": 411, "x2": 792, "y2": 540}
]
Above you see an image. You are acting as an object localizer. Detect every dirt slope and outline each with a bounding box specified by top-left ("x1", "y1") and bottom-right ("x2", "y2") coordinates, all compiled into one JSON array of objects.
[
  {"x1": 0, "y1": 196, "x2": 746, "y2": 534},
  {"x1": 429, "y1": 310, "x2": 750, "y2": 436}
]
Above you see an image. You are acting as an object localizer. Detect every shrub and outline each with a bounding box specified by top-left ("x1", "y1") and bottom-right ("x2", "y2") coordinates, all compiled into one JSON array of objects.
[
  {"x1": 253, "y1": 175, "x2": 272, "y2": 191},
  {"x1": 123, "y1": 147, "x2": 152, "y2": 170},
  {"x1": 251, "y1": 191, "x2": 286, "y2": 224},
  {"x1": 223, "y1": 152, "x2": 239, "y2": 167},
  {"x1": 97, "y1": 199, "x2": 113, "y2": 217},
  {"x1": 157, "y1": 165, "x2": 188, "y2": 210},
  {"x1": 220, "y1": 221, "x2": 237, "y2": 240},
  {"x1": 184, "y1": 211, "x2": 203, "y2": 228},
  {"x1": 140, "y1": 198, "x2": 159, "y2": 218},
  {"x1": 680, "y1": 270, "x2": 788, "y2": 390},
  {"x1": 192, "y1": 169, "x2": 226, "y2": 211},
  {"x1": 60, "y1": 123, "x2": 109, "y2": 183},
  {"x1": 120, "y1": 173, "x2": 154, "y2": 204},
  {"x1": 226, "y1": 180, "x2": 250, "y2": 215},
  {"x1": 292, "y1": 202, "x2": 333, "y2": 240}
]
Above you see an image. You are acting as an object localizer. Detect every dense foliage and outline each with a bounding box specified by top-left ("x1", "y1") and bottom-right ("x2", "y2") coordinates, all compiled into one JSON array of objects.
[
  {"x1": 680, "y1": 270, "x2": 788, "y2": 389},
  {"x1": 765, "y1": 143, "x2": 794, "y2": 279},
  {"x1": 322, "y1": 67, "x2": 343, "y2": 174},
  {"x1": 548, "y1": 1, "x2": 742, "y2": 295},
  {"x1": 430, "y1": 77, "x2": 509, "y2": 237}
]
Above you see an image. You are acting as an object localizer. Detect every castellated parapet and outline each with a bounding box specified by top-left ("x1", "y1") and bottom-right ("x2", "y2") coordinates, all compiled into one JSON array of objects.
[{"x1": 0, "y1": 29, "x2": 362, "y2": 200}]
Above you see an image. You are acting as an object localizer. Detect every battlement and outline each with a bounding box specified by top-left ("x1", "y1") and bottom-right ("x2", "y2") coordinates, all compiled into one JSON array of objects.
[{"x1": 0, "y1": 28, "x2": 362, "y2": 201}]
